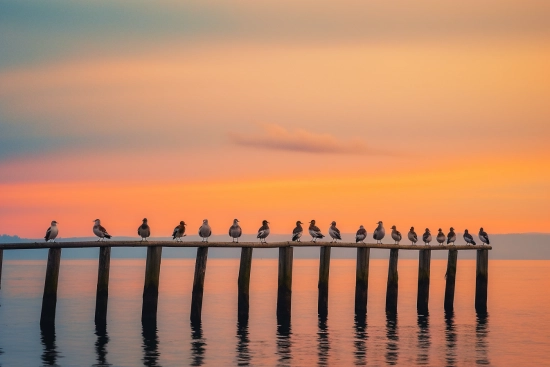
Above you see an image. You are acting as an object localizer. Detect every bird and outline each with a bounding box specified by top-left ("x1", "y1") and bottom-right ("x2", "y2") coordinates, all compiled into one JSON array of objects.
[
  {"x1": 93, "y1": 219, "x2": 112, "y2": 241},
  {"x1": 408, "y1": 227, "x2": 418, "y2": 245},
  {"x1": 44, "y1": 220, "x2": 59, "y2": 242},
  {"x1": 373, "y1": 221, "x2": 385, "y2": 244},
  {"x1": 464, "y1": 229, "x2": 476, "y2": 245},
  {"x1": 356, "y1": 225, "x2": 367, "y2": 243},
  {"x1": 199, "y1": 219, "x2": 212, "y2": 242},
  {"x1": 422, "y1": 228, "x2": 432, "y2": 245},
  {"x1": 257, "y1": 220, "x2": 270, "y2": 243},
  {"x1": 329, "y1": 221, "x2": 342, "y2": 243},
  {"x1": 437, "y1": 228, "x2": 445, "y2": 245},
  {"x1": 479, "y1": 228, "x2": 490, "y2": 246},
  {"x1": 292, "y1": 221, "x2": 304, "y2": 242},
  {"x1": 172, "y1": 221, "x2": 186, "y2": 242},
  {"x1": 447, "y1": 227, "x2": 456, "y2": 245},
  {"x1": 229, "y1": 219, "x2": 242, "y2": 243},
  {"x1": 391, "y1": 225, "x2": 402, "y2": 244},
  {"x1": 309, "y1": 220, "x2": 325, "y2": 242},
  {"x1": 138, "y1": 218, "x2": 150, "y2": 242}
]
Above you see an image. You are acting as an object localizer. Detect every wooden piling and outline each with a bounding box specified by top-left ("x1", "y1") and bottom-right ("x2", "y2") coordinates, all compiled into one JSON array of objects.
[
  {"x1": 318, "y1": 246, "x2": 331, "y2": 318},
  {"x1": 190, "y1": 247, "x2": 209, "y2": 323},
  {"x1": 444, "y1": 249, "x2": 458, "y2": 312},
  {"x1": 0, "y1": 249, "x2": 3, "y2": 289},
  {"x1": 354, "y1": 247, "x2": 370, "y2": 317},
  {"x1": 277, "y1": 246, "x2": 293, "y2": 322},
  {"x1": 95, "y1": 246, "x2": 111, "y2": 325},
  {"x1": 238, "y1": 247, "x2": 253, "y2": 322},
  {"x1": 385, "y1": 249, "x2": 399, "y2": 314},
  {"x1": 141, "y1": 246, "x2": 163, "y2": 323},
  {"x1": 40, "y1": 248, "x2": 62, "y2": 327},
  {"x1": 475, "y1": 249, "x2": 489, "y2": 313},
  {"x1": 417, "y1": 249, "x2": 431, "y2": 314}
]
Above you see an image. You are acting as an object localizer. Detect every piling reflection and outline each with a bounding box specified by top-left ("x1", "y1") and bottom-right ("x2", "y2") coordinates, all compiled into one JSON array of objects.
[
  {"x1": 353, "y1": 315, "x2": 368, "y2": 366},
  {"x1": 444, "y1": 311, "x2": 457, "y2": 366},
  {"x1": 190, "y1": 321, "x2": 206, "y2": 366},
  {"x1": 317, "y1": 317, "x2": 330, "y2": 366},
  {"x1": 236, "y1": 320, "x2": 251, "y2": 366},
  {"x1": 40, "y1": 324, "x2": 60, "y2": 366},
  {"x1": 276, "y1": 322, "x2": 292, "y2": 366},
  {"x1": 416, "y1": 314, "x2": 431, "y2": 365},
  {"x1": 93, "y1": 323, "x2": 110, "y2": 366},
  {"x1": 141, "y1": 321, "x2": 160, "y2": 367},
  {"x1": 385, "y1": 313, "x2": 399, "y2": 365},
  {"x1": 476, "y1": 312, "x2": 490, "y2": 365}
]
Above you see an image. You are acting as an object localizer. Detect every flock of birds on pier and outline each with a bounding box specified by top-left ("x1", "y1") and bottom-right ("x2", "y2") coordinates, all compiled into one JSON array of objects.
[{"x1": 42, "y1": 219, "x2": 491, "y2": 246}]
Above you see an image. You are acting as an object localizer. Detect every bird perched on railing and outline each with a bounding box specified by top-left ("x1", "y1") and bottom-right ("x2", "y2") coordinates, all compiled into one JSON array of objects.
[
  {"x1": 373, "y1": 221, "x2": 385, "y2": 244},
  {"x1": 391, "y1": 225, "x2": 402, "y2": 244},
  {"x1": 257, "y1": 220, "x2": 270, "y2": 243},
  {"x1": 172, "y1": 221, "x2": 186, "y2": 242},
  {"x1": 229, "y1": 219, "x2": 242, "y2": 243},
  {"x1": 138, "y1": 218, "x2": 150, "y2": 242},
  {"x1": 292, "y1": 221, "x2": 304, "y2": 242},
  {"x1": 479, "y1": 228, "x2": 490, "y2": 245},
  {"x1": 463, "y1": 229, "x2": 476, "y2": 245},
  {"x1": 199, "y1": 219, "x2": 212, "y2": 242},
  {"x1": 93, "y1": 219, "x2": 112, "y2": 241},
  {"x1": 422, "y1": 228, "x2": 432, "y2": 245},
  {"x1": 309, "y1": 220, "x2": 324, "y2": 242},
  {"x1": 437, "y1": 228, "x2": 445, "y2": 245},
  {"x1": 329, "y1": 221, "x2": 342, "y2": 243},
  {"x1": 408, "y1": 227, "x2": 418, "y2": 245},
  {"x1": 447, "y1": 227, "x2": 456, "y2": 245},
  {"x1": 356, "y1": 225, "x2": 367, "y2": 243},
  {"x1": 44, "y1": 221, "x2": 58, "y2": 243}
]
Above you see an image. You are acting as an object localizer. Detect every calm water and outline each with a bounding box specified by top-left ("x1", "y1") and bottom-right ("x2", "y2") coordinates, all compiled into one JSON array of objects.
[{"x1": 0, "y1": 257, "x2": 548, "y2": 366}]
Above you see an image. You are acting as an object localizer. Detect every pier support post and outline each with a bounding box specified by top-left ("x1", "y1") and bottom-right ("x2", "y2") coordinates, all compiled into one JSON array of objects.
[
  {"x1": 354, "y1": 247, "x2": 370, "y2": 317},
  {"x1": 40, "y1": 248, "x2": 62, "y2": 327},
  {"x1": 238, "y1": 247, "x2": 253, "y2": 323},
  {"x1": 190, "y1": 247, "x2": 209, "y2": 324},
  {"x1": 142, "y1": 246, "x2": 163, "y2": 323},
  {"x1": 444, "y1": 249, "x2": 458, "y2": 312},
  {"x1": 475, "y1": 249, "x2": 489, "y2": 313},
  {"x1": 277, "y1": 246, "x2": 293, "y2": 323},
  {"x1": 417, "y1": 249, "x2": 431, "y2": 314},
  {"x1": 95, "y1": 246, "x2": 111, "y2": 325},
  {"x1": 318, "y1": 246, "x2": 331, "y2": 319},
  {"x1": 0, "y1": 249, "x2": 3, "y2": 289},
  {"x1": 385, "y1": 249, "x2": 399, "y2": 315}
]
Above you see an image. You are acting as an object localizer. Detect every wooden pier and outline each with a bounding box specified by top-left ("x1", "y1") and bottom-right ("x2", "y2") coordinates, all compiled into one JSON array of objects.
[{"x1": 0, "y1": 241, "x2": 491, "y2": 325}]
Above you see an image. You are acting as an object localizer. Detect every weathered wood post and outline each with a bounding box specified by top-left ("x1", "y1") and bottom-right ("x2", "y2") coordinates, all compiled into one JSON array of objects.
[
  {"x1": 0, "y1": 249, "x2": 3, "y2": 289},
  {"x1": 444, "y1": 249, "x2": 458, "y2": 312},
  {"x1": 385, "y1": 249, "x2": 399, "y2": 314},
  {"x1": 190, "y1": 247, "x2": 209, "y2": 323},
  {"x1": 277, "y1": 246, "x2": 293, "y2": 323},
  {"x1": 95, "y1": 246, "x2": 111, "y2": 325},
  {"x1": 40, "y1": 248, "x2": 62, "y2": 327},
  {"x1": 475, "y1": 249, "x2": 489, "y2": 313},
  {"x1": 417, "y1": 249, "x2": 431, "y2": 314},
  {"x1": 354, "y1": 247, "x2": 370, "y2": 317},
  {"x1": 141, "y1": 246, "x2": 163, "y2": 323},
  {"x1": 238, "y1": 247, "x2": 253, "y2": 322},
  {"x1": 318, "y1": 246, "x2": 331, "y2": 319}
]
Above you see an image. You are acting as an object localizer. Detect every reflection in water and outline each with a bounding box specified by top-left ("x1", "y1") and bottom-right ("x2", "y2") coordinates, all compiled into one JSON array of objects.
[
  {"x1": 353, "y1": 315, "x2": 368, "y2": 366},
  {"x1": 476, "y1": 312, "x2": 490, "y2": 365},
  {"x1": 40, "y1": 325, "x2": 61, "y2": 366},
  {"x1": 317, "y1": 317, "x2": 330, "y2": 366},
  {"x1": 141, "y1": 321, "x2": 160, "y2": 367},
  {"x1": 94, "y1": 323, "x2": 111, "y2": 366},
  {"x1": 276, "y1": 322, "x2": 292, "y2": 366},
  {"x1": 190, "y1": 321, "x2": 206, "y2": 366},
  {"x1": 385, "y1": 313, "x2": 399, "y2": 365},
  {"x1": 445, "y1": 311, "x2": 457, "y2": 366},
  {"x1": 236, "y1": 320, "x2": 251, "y2": 366},
  {"x1": 416, "y1": 314, "x2": 431, "y2": 365}
]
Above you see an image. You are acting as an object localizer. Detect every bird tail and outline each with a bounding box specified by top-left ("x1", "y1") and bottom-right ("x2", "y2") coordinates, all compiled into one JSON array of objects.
[
  {"x1": 472, "y1": 240, "x2": 476, "y2": 245},
  {"x1": 486, "y1": 239, "x2": 490, "y2": 245},
  {"x1": 104, "y1": 234, "x2": 112, "y2": 239},
  {"x1": 319, "y1": 234, "x2": 325, "y2": 238},
  {"x1": 292, "y1": 234, "x2": 299, "y2": 242}
]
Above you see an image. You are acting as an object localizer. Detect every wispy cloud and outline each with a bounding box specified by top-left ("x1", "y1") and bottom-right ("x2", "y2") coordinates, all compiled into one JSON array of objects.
[{"x1": 229, "y1": 123, "x2": 373, "y2": 155}]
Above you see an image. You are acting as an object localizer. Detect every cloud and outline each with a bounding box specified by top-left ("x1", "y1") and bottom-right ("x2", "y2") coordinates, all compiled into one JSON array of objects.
[{"x1": 229, "y1": 123, "x2": 373, "y2": 155}]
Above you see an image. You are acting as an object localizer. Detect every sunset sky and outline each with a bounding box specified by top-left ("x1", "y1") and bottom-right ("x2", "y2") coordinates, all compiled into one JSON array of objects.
[{"x1": 1, "y1": 0, "x2": 549, "y2": 238}]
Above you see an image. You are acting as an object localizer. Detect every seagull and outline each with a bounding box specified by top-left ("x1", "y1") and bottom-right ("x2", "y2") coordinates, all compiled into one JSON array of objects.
[
  {"x1": 437, "y1": 228, "x2": 445, "y2": 245},
  {"x1": 390, "y1": 225, "x2": 402, "y2": 244},
  {"x1": 172, "y1": 221, "x2": 186, "y2": 242},
  {"x1": 199, "y1": 219, "x2": 212, "y2": 242},
  {"x1": 93, "y1": 219, "x2": 112, "y2": 241},
  {"x1": 44, "y1": 221, "x2": 59, "y2": 242},
  {"x1": 329, "y1": 221, "x2": 342, "y2": 243},
  {"x1": 292, "y1": 221, "x2": 304, "y2": 242},
  {"x1": 138, "y1": 218, "x2": 150, "y2": 242},
  {"x1": 257, "y1": 220, "x2": 270, "y2": 243},
  {"x1": 356, "y1": 225, "x2": 367, "y2": 243},
  {"x1": 479, "y1": 228, "x2": 490, "y2": 245},
  {"x1": 464, "y1": 229, "x2": 476, "y2": 245},
  {"x1": 309, "y1": 220, "x2": 325, "y2": 242},
  {"x1": 408, "y1": 227, "x2": 418, "y2": 245},
  {"x1": 422, "y1": 228, "x2": 432, "y2": 245},
  {"x1": 373, "y1": 221, "x2": 385, "y2": 244},
  {"x1": 229, "y1": 219, "x2": 242, "y2": 243},
  {"x1": 447, "y1": 227, "x2": 456, "y2": 245}
]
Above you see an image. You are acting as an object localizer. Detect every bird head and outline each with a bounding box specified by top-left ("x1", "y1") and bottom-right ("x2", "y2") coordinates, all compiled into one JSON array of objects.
[
  {"x1": 391, "y1": 225, "x2": 396, "y2": 230},
  {"x1": 450, "y1": 227, "x2": 454, "y2": 231},
  {"x1": 262, "y1": 220, "x2": 269, "y2": 225},
  {"x1": 310, "y1": 220, "x2": 316, "y2": 225},
  {"x1": 464, "y1": 229, "x2": 469, "y2": 234},
  {"x1": 296, "y1": 221, "x2": 303, "y2": 225},
  {"x1": 203, "y1": 219, "x2": 208, "y2": 224},
  {"x1": 425, "y1": 228, "x2": 430, "y2": 232},
  {"x1": 142, "y1": 218, "x2": 147, "y2": 222},
  {"x1": 94, "y1": 219, "x2": 100, "y2": 224},
  {"x1": 359, "y1": 225, "x2": 364, "y2": 229},
  {"x1": 377, "y1": 221, "x2": 383, "y2": 225},
  {"x1": 180, "y1": 221, "x2": 186, "y2": 226},
  {"x1": 480, "y1": 227, "x2": 484, "y2": 231},
  {"x1": 438, "y1": 228, "x2": 442, "y2": 232},
  {"x1": 233, "y1": 219, "x2": 239, "y2": 224},
  {"x1": 331, "y1": 221, "x2": 336, "y2": 226},
  {"x1": 410, "y1": 226, "x2": 414, "y2": 231}
]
